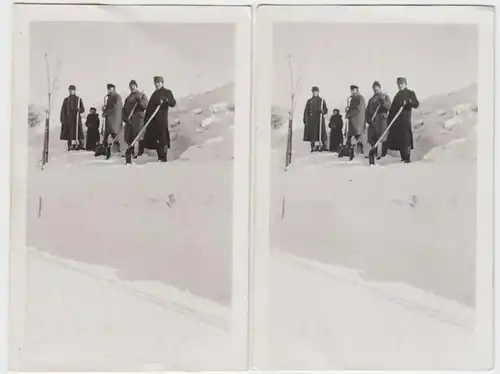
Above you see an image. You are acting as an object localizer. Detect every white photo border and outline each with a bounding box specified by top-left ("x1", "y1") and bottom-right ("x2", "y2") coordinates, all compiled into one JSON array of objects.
[
  {"x1": 9, "y1": 3, "x2": 251, "y2": 371},
  {"x1": 252, "y1": 5, "x2": 495, "y2": 371}
]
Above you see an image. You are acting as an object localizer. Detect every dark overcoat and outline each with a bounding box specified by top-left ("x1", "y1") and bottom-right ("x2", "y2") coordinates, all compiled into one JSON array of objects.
[
  {"x1": 302, "y1": 96, "x2": 328, "y2": 143},
  {"x1": 386, "y1": 88, "x2": 419, "y2": 151},
  {"x1": 143, "y1": 87, "x2": 177, "y2": 150},
  {"x1": 60, "y1": 95, "x2": 85, "y2": 142},
  {"x1": 328, "y1": 114, "x2": 344, "y2": 152},
  {"x1": 366, "y1": 92, "x2": 391, "y2": 146},
  {"x1": 103, "y1": 91, "x2": 123, "y2": 136},
  {"x1": 346, "y1": 93, "x2": 366, "y2": 137},
  {"x1": 123, "y1": 91, "x2": 149, "y2": 144},
  {"x1": 85, "y1": 113, "x2": 100, "y2": 151}
]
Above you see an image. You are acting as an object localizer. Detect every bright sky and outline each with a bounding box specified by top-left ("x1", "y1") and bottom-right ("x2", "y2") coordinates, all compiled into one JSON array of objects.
[
  {"x1": 30, "y1": 22, "x2": 235, "y2": 110},
  {"x1": 273, "y1": 23, "x2": 478, "y2": 114}
]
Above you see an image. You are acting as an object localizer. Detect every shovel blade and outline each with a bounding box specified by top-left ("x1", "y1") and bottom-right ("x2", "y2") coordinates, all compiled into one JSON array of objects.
[
  {"x1": 125, "y1": 148, "x2": 133, "y2": 164},
  {"x1": 368, "y1": 148, "x2": 376, "y2": 165}
]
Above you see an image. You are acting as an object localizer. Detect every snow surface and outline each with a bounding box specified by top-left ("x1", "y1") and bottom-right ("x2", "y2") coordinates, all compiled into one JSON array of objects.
[
  {"x1": 265, "y1": 84, "x2": 485, "y2": 369},
  {"x1": 19, "y1": 85, "x2": 239, "y2": 371}
]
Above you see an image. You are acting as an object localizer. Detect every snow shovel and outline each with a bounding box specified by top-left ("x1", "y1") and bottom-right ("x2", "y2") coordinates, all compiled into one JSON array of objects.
[
  {"x1": 95, "y1": 96, "x2": 108, "y2": 157},
  {"x1": 338, "y1": 96, "x2": 352, "y2": 159},
  {"x1": 368, "y1": 106, "x2": 404, "y2": 166},
  {"x1": 125, "y1": 103, "x2": 162, "y2": 165},
  {"x1": 71, "y1": 96, "x2": 81, "y2": 150},
  {"x1": 317, "y1": 97, "x2": 326, "y2": 152}
]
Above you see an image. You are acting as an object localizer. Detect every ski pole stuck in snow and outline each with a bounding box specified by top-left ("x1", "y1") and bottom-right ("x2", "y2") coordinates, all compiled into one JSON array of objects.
[
  {"x1": 125, "y1": 103, "x2": 162, "y2": 165},
  {"x1": 368, "y1": 106, "x2": 404, "y2": 166}
]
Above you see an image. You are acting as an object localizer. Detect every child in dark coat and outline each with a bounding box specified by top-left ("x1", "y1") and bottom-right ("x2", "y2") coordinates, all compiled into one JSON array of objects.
[
  {"x1": 85, "y1": 107, "x2": 100, "y2": 151},
  {"x1": 328, "y1": 109, "x2": 344, "y2": 152}
]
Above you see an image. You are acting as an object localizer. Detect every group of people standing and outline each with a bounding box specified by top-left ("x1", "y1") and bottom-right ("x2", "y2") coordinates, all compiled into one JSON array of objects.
[
  {"x1": 302, "y1": 77, "x2": 419, "y2": 163},
  {"x1": 59, "y1": 76, "x2": 177, "y2": 162}
]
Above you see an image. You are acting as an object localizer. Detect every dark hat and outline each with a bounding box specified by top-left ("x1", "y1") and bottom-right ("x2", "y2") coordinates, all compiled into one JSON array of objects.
[
  {"x1": 68, "y1": 85, "x2": 76, "y2": 90},
  {"x1": 154, "y1": 76, "x2": 164, "y2": 83},
  {"x1": 350, "y1": 85, "x2": 359, "y2": 90},
  {"x1": 333, "y1": 108, "x2": 340, "y2": 113},
  {"x1": 129, "y1": 79, "x2": 138, "y2": 87},
  {"x1": 397, "y1": 77, "x2": 407, "y2": 84},
  {"x1": 311, "y1": 86, "x2": 319, "y2": 92},
  {"x1": 90, "y1": 107, "x2": 96, "y2": 111},
  {"x1": 107, "y1": 83, "x2": 116, "y2": 89},
  {"x1": 372, "y1": 81, "x2": 381, "y2": 88}
]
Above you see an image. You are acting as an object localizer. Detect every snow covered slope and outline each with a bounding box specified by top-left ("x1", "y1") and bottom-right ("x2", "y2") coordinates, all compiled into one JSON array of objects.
[
  {"x1": 19, "y1": 84, "x2": 238, "y2": 370},
  {"x1": 264, "y1": 84, "x2": 482, "y2": 369}
]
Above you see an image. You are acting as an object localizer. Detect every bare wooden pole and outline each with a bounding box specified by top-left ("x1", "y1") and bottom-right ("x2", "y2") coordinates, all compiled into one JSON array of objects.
[
  {"x1": 41, "y1": 53, "x2": 51, "y2": 169},
  {"x1": 285, "y1": 54, "x2": 294, "y2": 169}
]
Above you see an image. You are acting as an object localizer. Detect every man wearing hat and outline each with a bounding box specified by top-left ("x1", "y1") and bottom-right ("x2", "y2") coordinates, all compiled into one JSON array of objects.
[
  {"x1": 60, "y1": 84, "x2": 85, "y2": 151},
  {"x1": 365, "y1": 81, "x2": 392, "y2": 159},
  {"x1": 102, "y1": 83, "x2": 124, "y2": 154},
  {"x1": 386, "y1": 77, "x2": 420, "y2": 163},
  {"x1": 345, "y1": 84, "x2": 366, "y2": 155},
  {"x1": 302, "y1": 86, "x2": 328, "y2": 152},
  {"x1": 143, "y1": 76, "x2": 177, "y2": 162},
  {"x1": 122, "y1": 80, "x2": 149, "y2": 158}
]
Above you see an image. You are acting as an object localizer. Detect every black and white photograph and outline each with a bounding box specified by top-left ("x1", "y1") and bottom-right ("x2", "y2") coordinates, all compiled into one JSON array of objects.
[
  {"x1": 10, "y1": 4, "x2": 250, "y2": 371},
  {"x1": 253, "y1": 5, "x2": 494, "y2": 370}
]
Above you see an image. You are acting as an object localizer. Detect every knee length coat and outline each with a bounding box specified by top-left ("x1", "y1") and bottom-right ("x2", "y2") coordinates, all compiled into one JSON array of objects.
[
  {"x1": 60, "y1": 94, "x2": 85, "y2": 142},
  {"x1": 386, "y1": 88, "x2": 419, "y2": 151},
  {"x1": 302, "y1": 96, "x2": 328, "y2": 143},
  {"x1": 103, "y1": 91, "x2": 123, "y2": 136}
]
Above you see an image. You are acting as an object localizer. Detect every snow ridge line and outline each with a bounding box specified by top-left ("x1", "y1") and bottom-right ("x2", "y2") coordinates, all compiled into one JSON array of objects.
[
  {"x1": 27, "y1": 248, "x2": 230, "y2": 331},
  {"x1": 275, "y1": 249, "x2": 475, "y2": 330}
]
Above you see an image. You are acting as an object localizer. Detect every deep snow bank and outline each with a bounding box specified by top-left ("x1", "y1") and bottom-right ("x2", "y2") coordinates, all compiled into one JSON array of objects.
[{"x1": 270, "y1": 84, "x2": 479, "y2": 307}]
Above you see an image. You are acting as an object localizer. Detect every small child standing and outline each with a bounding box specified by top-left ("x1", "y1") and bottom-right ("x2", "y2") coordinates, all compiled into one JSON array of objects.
[
  {"x1": 328, "y1": 109, "x2": 344, "y2": 152},
  {"x1": 85, "y1": 107, "x2": 100, "y2": 151}
]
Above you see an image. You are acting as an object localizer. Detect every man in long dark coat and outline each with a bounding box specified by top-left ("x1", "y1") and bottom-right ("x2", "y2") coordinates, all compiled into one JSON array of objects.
[
  {"x1": 345, "y1": 85, "x2": 366, "y2": 155},
  {"x1": 102, "y1": 83, "x2": 124, "y2": 153},
  {"x1": 328, "y1": 109, "x2": 343, "y2": 152},
  {"x1": 366, "y1": 81, "x2": 392, "y2": 159},
  {"x1": 60, "y1": 84, "x2": 85, "y2": 151},
  {"x1": 143, "y1": 76, "x2": 177, "y2": 162},
  {"x1": 303, "y1": 86, "x2": 328, "y2": 152},
  {"x1": 122, "y1": 80, "x2": 149, "y2": 158},
  {"x1": 386, "y1": 77, "x2": 420, "y2": 163}
]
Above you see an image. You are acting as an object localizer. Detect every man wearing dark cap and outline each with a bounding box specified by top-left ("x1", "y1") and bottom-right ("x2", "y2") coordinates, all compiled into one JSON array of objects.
[
  {"x1": 345, "y1": 84, "x2": 366, "y2": 155},
  {"x1": 122, "y1": 80, "x2": 149, "y2": 158},
  {"x1": 60, "y1": 84, "x2": 85, "y2": 150},
  {"x1": 386, "y1": 77, "x2": 420, "y2": 163},
  {"x1": 102, "y1": 83, "x2": 124, "y2": 154},
  {"x1": 365, "y1": 81, "x2": 392, "y2": 159},
  {"x1": 303, "y1": 86, "x2": 328, "y2": 152},
  {"x1": 143, "y1": 76, "x2": 177, "y2": 162}
]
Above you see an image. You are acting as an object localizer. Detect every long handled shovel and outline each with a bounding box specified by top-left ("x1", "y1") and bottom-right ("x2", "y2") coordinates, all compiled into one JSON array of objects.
[
  {"x1": 112, "y1": 91, "x2": 144, "y2": 159},
  {"x1": 125, "y1": 103, "x2": 162, "y2": 165},
  {"x1": 318, "y1": 97, "x2": 325, "y2": 152},
  {"x1": 94, "y1": 96, "x2": 108, "y2": 157},
  {"x1": 73, "y1": 96, "x2": 81, "y2": 149},
  {"x1": 368, "y1": 106, "x2": 404, "y2": 166}
]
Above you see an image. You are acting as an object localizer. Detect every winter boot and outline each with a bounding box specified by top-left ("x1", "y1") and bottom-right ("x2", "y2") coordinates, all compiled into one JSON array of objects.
[{"x1": 137, "y1": 141, "x2": 144, "y2": 156}]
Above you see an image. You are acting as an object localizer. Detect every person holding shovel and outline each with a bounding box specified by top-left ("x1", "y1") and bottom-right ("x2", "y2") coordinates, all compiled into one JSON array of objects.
[
  {"x1": 386, "y1": 77, "x2": 420, "y2": 163},
  {"x1": 143, "y1": 76, "x2": 177, "y2": 162},
  {"x1": 102, "y1": 83, "x2": 124, "y2": 155},
  {"x1": 345, "y1": 84, "x2": 366, "y2": 156},
  {"x1": 302, "y1": 86, "x2": 328, "y2": 152},
  {"x1": 122, "y1": 80, "x2": 149, "y2": 159},
  {"x1": 60, "y1": 84, "x2": 85, "y2": 151},
  {"x1": 365, "y1": 81, "x2": 392, "y2": 160}
]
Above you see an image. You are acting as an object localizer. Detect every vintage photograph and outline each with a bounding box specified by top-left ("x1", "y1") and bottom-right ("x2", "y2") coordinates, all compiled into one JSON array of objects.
[
  {"x1": 254, "y1": 6, "x2": 494, "y2": 370},
  {"x1": 10, "y1": 5, "x2": 250, "y2": 371}
]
